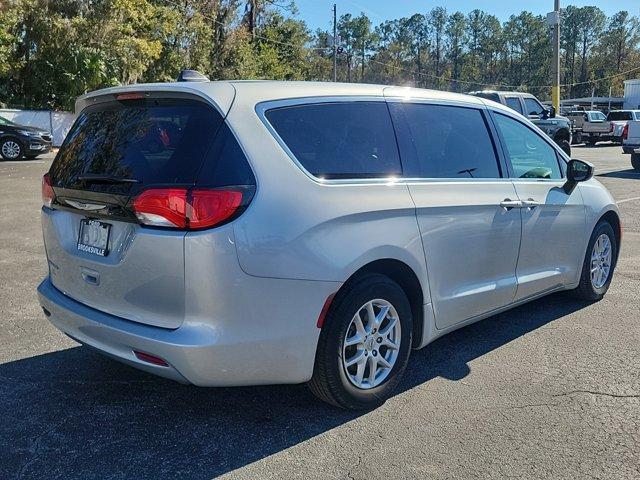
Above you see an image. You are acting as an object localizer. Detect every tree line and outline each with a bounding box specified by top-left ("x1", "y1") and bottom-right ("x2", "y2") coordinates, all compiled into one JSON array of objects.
[{"x1": 1, "y1": 0, "x2": 639, "y2": 111}]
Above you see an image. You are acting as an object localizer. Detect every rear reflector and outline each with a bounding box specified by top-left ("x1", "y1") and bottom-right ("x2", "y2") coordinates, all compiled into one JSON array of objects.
[
  {"x1": 42, "y1": 173, "x2": 55, "y2": 207},
  {"x1": 132, "y1": 187, "x2": 244, "y2": 230},
  {"x1": 317, "y1": 293, "x2": 336, "y2": 328},
  {"x1": 134, "y1": 350, "x2": 169, "y2": 367}
]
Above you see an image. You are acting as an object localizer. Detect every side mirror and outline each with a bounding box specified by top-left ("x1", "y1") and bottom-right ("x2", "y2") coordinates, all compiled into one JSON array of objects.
[
  {"x1": 549, "y1": 105, "x2": 556, "y2": 118},
  {"x1": 563, "y1": 159, "x2": 594, "y2": 194}
]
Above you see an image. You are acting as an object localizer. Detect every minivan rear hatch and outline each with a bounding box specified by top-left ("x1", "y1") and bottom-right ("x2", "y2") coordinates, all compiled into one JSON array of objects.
[{"x1": 43, "y1": 92, "x2": 225, "y2": 329}]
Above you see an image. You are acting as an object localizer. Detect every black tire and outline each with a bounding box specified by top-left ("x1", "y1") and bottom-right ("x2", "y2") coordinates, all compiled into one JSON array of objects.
[
  {"x1": 571, "y1": 220, "x2": 618, "y2": 301},
  {"x1": 632, "y1": 153, "x2": 640, "y2": 171},
  {"x1": 586, "y1": 137, "x2": 597, "y2": 146},
  {"x1": 573, "y1": 131, "x2": 582, "y2": 145},
  {"x1": 557, "y1": 139, "x2": 571, "y2": 156},
  {"x1": 0, "y1": 137, "x2": 23, "y2": 160},
  {"x1": 309, "y1": 274, "x2": 413, "y2": 410}
]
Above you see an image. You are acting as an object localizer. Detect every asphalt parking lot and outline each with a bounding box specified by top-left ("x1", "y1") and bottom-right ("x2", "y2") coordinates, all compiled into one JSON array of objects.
[{"x1": 1, "y1": 145, "x2": 639, "y2": 480}]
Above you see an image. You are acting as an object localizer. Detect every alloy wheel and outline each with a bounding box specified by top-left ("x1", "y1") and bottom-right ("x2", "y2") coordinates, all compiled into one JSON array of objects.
[
  {"x1": 1, "y1": 140, "x2": 21, "y2": 159},
  {"x1": 590, "y1": 233, "x2": 612, "y2": 289},
  {"x1": 342, "y1": 299, "x2": 401, "y2": 389}
]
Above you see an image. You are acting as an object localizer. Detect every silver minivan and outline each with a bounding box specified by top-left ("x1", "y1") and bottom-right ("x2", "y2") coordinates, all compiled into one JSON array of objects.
[{"x1": 38, "y1": 81, "x2": 621, "y2": 409}]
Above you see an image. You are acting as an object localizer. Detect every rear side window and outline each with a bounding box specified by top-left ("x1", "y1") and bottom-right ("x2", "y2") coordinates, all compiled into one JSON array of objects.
[
  {"x1": 505, "y1": 97, "x2": 523, "y2": 114},
  {"x1": 265, "y1": 102, "x2": 401, "y2": 179},
  {"x1": 50, "y1": 98, "x2": 224, "y2": 194},
  {"x1": 607, "y1": 111, "x2": 633, "y2": 121},
  {"x1": 390, "y1": 103, "x2": 501, "y2": 179}
]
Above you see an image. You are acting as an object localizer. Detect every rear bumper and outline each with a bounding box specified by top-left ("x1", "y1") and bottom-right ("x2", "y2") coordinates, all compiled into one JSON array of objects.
[{"x1": 38, "y1": 274, "x2": 338, "y2": 387}]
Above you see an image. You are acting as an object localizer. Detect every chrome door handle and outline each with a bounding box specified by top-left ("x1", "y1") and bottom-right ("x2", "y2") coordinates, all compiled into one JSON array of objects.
[
  {"x1": 500, "y1": 199, "x2": 523, "y2": 210},
  {"x1": 522, "y1": 198, "x2": 541, "y2": 209}
]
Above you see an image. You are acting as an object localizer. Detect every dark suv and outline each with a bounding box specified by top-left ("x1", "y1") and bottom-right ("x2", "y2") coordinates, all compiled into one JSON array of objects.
[
  {"x1": 0, "y1": 115, "x2": 52, "y2": 160},
  {"x1": 469, "y1": 91, "x2": 572, "y2": 156}
]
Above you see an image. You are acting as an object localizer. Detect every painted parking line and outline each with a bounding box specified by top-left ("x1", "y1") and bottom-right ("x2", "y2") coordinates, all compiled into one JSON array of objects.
[
  {"x1": 617, "y1": 196, "x2": 640, "y2": 204},
  {"x1": 0, "y1": 160, "x2": 45, "y2": 165}
]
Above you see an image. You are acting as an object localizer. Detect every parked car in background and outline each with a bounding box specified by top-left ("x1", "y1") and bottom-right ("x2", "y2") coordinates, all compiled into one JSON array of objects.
[
  {"x1": 0, "y1": 115, "x2": 52, "y2": 160},
  {"x1": 606, "y1": 110, "x2": 640, "y2": 144},
  {"x1": 468, "y1": 90, "x2": 572, "y2": 156},
  {"x1": 38, "y1": 80, "x2": 620, "y2": 410},
  {"x1": 622, "y1": 120, "x2": 640, "y2": 170},
  {"x1": 566, "y1": 110, "x2": 611, "y2": 145}
]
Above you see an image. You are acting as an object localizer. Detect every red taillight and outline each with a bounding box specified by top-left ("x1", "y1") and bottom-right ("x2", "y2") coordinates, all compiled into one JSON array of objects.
[
  {"x1": 132, "y1": 188, "x2": 188, "y2": 228},
  {"x1": 622, "y1": 124, "x2": 629, "y2": 140},
  {"x1": 188, "y1": 189, "x2": 243, "y2": 229},
  {"x1": 42, "y1": 173, "x2": 55, "y2": 207},
  {"x1": 132, "y1": 187, "x2": 244, "y2": 230}
]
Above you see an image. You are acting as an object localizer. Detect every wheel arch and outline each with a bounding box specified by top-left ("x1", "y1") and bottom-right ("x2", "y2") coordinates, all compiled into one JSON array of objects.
[
  {"x1": 331, "y1": 258, "x2": 425, "y2": 349},
  {"x1": 554, "y1": 127, "x2": 571, "y2": 142},
  {"x1": 599, "y1": 209, "x2": 622, "y2": 261}
]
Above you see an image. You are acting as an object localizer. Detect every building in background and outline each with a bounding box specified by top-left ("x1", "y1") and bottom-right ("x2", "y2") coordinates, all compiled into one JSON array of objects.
[{"x1": 624, "y1": 80, "x2": 640, "y2": 109}]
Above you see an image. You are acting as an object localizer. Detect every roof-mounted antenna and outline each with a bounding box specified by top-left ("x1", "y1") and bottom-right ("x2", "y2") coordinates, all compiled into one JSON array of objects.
[{"x1": 177, "y1": 70, "x2": 209, "y2": 82}]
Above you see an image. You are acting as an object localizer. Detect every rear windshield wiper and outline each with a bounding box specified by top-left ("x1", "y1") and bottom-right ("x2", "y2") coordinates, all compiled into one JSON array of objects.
[{"x1": 76, "y1": 174, "x2": 141, "y2": 184}]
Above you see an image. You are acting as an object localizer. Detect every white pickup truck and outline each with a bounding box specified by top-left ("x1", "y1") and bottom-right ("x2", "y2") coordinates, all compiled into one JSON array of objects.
[{"x1": 622, "y1": 120, "x2": 640, "y2": 170}]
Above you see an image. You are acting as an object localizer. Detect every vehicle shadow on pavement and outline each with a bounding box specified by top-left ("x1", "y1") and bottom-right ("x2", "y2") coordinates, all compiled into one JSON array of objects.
[
  {"x1": 1, "y1": 292, "x2": 590, "y2": 479},
  {"x1": 597, "y1": 169, "x2": 640, "y2": 179}
]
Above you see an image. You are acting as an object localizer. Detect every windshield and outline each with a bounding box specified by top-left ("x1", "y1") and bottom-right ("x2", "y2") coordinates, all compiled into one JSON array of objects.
[
  {"x1": 0, "y1": 115, "x2": 17, "y2": 126},
  {"x1": 50, "y1": 98, "x2": 223, "y2": 194}
]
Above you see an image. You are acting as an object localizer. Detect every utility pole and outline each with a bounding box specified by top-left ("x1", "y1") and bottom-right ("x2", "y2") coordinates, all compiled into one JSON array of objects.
[
  {"x1": 551, "y1": 0, "x2": 561, "y2": 113},
  {"x1": 333, "y1": 4, "x2": 337, "y2": 82}
]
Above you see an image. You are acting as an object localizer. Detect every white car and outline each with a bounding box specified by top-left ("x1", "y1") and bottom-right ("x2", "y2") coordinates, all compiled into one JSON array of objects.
[{"x1": 38, "y1": 80, "x2": 621, "y2": 409}]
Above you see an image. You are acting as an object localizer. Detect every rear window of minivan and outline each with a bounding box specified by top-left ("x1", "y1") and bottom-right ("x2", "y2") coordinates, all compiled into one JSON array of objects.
[
  {"x1": 50, "y1": 97, "x2": 225, "y2": 194},
  {"x1": 265, "y1": 102, "x2": 401, "y2": 179}
]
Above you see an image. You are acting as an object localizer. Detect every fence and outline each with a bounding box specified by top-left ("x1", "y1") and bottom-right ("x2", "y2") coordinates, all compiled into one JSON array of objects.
[{"x1": 0, "y1": 109, "x2": 74, "y2": 147}]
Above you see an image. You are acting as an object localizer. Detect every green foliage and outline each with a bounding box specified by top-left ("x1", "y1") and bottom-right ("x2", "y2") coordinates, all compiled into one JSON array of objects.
[{"x1": 0, "y1": 1, "x2": 639, "y2": 110}]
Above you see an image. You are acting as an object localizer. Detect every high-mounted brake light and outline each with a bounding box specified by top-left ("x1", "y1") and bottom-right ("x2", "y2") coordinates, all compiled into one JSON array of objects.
[
  {"x1": 116, "y1": 92, "x2": 145, "y2": 101},
  {"x1": 42, "y1": 173, "x2": 55, "y2": 207},
  {"x1": 132, "y1": 187, "x2": 244, "y2": 230}
]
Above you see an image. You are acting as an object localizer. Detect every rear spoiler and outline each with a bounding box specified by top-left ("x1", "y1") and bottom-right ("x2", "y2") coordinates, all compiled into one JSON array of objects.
[{"x1": 74, "y1": 82, "x2": 235, "y2": 118}]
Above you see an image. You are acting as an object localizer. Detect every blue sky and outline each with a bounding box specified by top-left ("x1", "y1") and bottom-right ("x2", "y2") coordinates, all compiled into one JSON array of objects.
[{"x1": 294, "y1": 0, "x2": 640, "y2": 31}]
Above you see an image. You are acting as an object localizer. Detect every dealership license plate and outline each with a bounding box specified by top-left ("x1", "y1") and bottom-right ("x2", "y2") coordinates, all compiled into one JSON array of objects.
[{"x1": 77, "y1": 219, "x2": 111, "y2": 256}]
